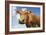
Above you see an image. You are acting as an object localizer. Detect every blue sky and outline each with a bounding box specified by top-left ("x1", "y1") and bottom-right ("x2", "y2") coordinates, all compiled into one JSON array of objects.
[
  {"x1": 16, "y1": 6, "x2": 40, "y2": 16},
  {"x1": 11, "y1": 6, "x2": 40, "y2": 28}
]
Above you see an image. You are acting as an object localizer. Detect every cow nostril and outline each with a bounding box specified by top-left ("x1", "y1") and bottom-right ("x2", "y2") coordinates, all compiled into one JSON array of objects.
[{"x1": 23, "y1": 20, "x2": 24, "y2": 22}]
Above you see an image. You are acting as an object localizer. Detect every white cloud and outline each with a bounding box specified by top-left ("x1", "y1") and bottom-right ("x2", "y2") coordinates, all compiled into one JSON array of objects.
[{"x1": 12, "y1": 7, "x2": 16, "y2": 16}]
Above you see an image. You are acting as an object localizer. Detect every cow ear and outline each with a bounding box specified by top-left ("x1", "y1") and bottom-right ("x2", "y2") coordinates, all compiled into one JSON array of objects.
[{"x1": 30, "y1": 11, "x2": 32, "y2": 13}]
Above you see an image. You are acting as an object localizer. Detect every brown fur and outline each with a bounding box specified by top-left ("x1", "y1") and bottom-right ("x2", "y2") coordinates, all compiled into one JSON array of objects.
[{"x1": 16, "y1": 10, "x2": 40, "y2": 27}]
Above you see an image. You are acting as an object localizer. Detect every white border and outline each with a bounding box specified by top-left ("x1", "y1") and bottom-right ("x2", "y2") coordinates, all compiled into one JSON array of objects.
[{"x1": 9, "y1": 4, "x2": 43, "y2": 32}]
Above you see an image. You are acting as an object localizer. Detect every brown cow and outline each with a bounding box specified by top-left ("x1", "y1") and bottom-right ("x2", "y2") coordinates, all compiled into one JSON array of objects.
[{"x1": 16, "y1": 10, "x2": 40, "y2": 28}]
